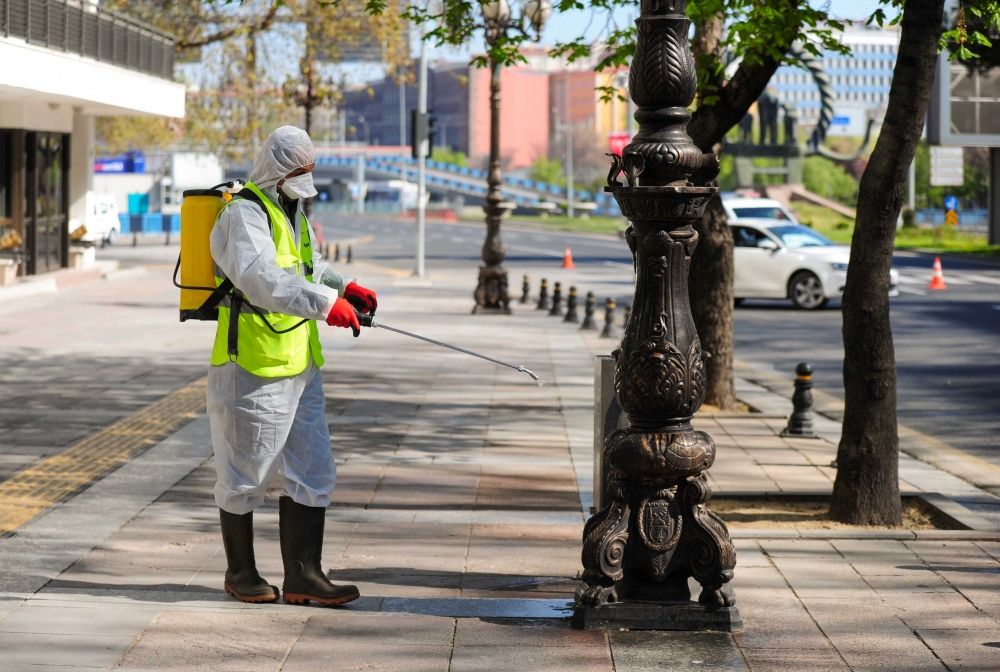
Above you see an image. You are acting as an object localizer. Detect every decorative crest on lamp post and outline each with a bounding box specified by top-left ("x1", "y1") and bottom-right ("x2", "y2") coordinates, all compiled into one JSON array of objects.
[{"x1": 573, "y1": 0, "x2": 741, "y2": 632}]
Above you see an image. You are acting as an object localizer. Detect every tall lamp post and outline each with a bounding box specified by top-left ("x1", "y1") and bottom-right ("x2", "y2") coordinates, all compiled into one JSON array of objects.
[
  {"x1": 573, "y1": 0, "x2": 741, "y2": 632},
  {"x1": 472, "y1": 0, "x2": 551, "y2": 314}
]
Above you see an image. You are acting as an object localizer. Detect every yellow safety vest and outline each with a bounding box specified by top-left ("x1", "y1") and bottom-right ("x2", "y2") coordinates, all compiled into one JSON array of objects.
[{"x1": 210, "y1": 181, "x2": 324, "y2": 377}]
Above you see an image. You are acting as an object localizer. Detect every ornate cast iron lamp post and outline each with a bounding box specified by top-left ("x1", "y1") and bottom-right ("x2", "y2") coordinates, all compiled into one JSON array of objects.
[
  {"x1": 472, "y1": 0, "x2": 551, "y2": 314},
  {"x1": 574, "y1": 0, "x2": 741, "y2": 632}
]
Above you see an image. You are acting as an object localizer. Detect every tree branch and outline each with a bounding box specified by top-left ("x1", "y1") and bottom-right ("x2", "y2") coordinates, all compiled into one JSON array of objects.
[
  {"x1": 688, "y1": 47, "x2": 784, "y2": 151},
  {"x1": 177, "y1": 1, "x2": 281, "y2": 50}
]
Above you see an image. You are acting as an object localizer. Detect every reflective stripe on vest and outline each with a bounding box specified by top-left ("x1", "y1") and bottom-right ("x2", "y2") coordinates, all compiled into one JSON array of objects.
[{"x1": 209, "y1": 181, "x2": 325, "y2": 378}]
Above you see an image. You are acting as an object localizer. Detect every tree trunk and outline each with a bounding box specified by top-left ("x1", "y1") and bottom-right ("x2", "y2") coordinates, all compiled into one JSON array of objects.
[
  {"x1": 688, "y1": 193, "x2": 735, "y2": 408},
  {"x1": 829, "y1": 0, "x2": 945, "y2": 525}
]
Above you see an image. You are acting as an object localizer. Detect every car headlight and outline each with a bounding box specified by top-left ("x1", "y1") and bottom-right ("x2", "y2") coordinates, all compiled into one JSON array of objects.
[{"x1": 830, "y1": 262, "x2": 848, "y2": 272}]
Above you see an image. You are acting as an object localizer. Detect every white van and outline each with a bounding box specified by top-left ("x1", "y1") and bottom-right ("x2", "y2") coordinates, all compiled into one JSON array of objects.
[{"x1": 71, "y1": 192, "x2": 122, "y2": 246}]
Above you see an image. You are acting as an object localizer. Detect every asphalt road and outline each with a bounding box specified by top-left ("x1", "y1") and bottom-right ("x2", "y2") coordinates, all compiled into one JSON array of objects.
[
  {"x1": 315, "y1": 213, "x2": 634, "y2": 269},
  {"x1": 317, "y1": 213, "x2": 1000, "y2": 464}
]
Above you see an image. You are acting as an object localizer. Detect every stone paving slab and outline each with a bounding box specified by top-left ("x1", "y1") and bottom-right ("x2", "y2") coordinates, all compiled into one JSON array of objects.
[{"x1": 3, "y1": 261, "x2": 1000, "y2": 669}]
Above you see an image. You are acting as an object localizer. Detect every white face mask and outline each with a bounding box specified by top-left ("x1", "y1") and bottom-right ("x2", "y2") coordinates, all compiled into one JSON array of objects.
[{"x1": 279, "y1": 173, "x2": 318, "y2": 200}]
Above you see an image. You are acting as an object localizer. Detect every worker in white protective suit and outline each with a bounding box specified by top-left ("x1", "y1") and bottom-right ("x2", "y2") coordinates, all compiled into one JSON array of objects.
[{"x1": 207, "y1": 126, "x2": 377, "y2": 605}]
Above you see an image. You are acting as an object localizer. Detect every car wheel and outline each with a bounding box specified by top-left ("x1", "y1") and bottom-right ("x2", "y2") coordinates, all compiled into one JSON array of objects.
[
  {"x1": 789, "y1": 271, "x2": 827, "y2": 310},
  {"x1": 734, "y1": 298, "x2": 745, "y2": 307},
  {"x1": 106, "y1": 228, "x2": 118, "y2": 246}
]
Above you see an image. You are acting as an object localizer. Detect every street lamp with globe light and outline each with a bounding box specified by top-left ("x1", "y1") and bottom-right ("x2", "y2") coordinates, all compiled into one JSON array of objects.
[{"x1": 471, "y1": 0, "x2": 551, "y2": 314}]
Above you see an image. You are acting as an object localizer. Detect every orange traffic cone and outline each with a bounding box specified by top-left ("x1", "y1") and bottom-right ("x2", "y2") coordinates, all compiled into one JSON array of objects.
[
  {"x1": 927, "y1": 256, "x2": 947, "y2": 290},
  {"x1": 562, "y1": 247, "x2": 575, "y2": 269}
]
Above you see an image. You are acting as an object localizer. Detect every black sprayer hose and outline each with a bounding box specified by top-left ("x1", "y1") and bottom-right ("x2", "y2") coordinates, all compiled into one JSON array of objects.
[{"x1": 172, "y1": 254, "x2": 309, "y2": 335}]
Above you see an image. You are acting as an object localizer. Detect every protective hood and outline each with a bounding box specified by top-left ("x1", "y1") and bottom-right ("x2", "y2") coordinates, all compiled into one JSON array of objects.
[{"x1": 249, "y1": 126, "x2": 316, "y2": 190}]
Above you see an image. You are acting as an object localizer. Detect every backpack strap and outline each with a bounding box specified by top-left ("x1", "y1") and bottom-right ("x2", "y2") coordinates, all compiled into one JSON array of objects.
[{"x1": 231, "y1": 188, "x2": 274, "y2": 237}]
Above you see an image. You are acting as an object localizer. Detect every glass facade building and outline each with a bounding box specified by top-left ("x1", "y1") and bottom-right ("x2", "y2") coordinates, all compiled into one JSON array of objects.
[{"x1": 769, "y1": 25, "x2": 902, "y2": 125}]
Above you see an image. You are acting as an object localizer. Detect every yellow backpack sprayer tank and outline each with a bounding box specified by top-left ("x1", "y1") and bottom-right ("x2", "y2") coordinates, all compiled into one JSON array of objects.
[{"x1": 177, "y1": 188, "x2": 227, "y2": 321}]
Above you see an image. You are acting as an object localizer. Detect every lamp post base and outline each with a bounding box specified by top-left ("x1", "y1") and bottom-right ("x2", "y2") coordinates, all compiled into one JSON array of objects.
[
  {"x1": 572, "y1": 601, "x2": 743, "y2": 632},
  {"x1": 472, "y1": 265, "x2": 512, "y2": 314}
]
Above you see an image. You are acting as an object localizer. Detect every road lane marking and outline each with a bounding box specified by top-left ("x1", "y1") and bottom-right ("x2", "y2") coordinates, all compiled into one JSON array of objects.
[
  {"x1": 897, "y1": 272, "x2": 973, "y2": 285},
  {"x1": 961, "y1": 273, "x2": 1000, "y2": 286},
  {"x1": 897, "y1": 286, "x2": 927, "y2": 295},
  {"x1": 507, "y1": 244, "x2": 565, "y2": 258},
  {"x1": 0, "y1": 378, "x2": 207, "y2": 535}
]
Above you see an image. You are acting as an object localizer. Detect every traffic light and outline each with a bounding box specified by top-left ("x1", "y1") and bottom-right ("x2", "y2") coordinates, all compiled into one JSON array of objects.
[
  {"x1": 427, "y1": 111, "x2": 438, "y2": 150},
  {"x1": 410, "y1": 109, "x2": 422, "y2": 159},
  {"x1": 410, "y1": 110, "x2": 438, "y2": 159}
]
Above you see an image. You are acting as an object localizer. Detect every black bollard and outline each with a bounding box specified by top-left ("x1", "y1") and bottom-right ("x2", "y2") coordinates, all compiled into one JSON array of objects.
[
  {"x1": 622, "y1": 304, "x2": 632, "y2": 331},
  {"x1": 780, "y1": 362, "x2": 819, "y2": 438},
  {"x1": 334, "y1": 243, "x2": 340, "y2": 262},
  {"x1": 564, "y1": 286, "x2": 580, "y2": 323},
  {"x1": 536, "y1": 278, "x2": 550, "y2": 310},
  {"x1": 600, "y1": 298, "x2": 618, "y2": 338},
  {"x1": 580, "y1": 292, "x2": 598, "y2": 330},
  {"x1": 347, "y1": 245, "x2": 353, "y2": 263},
  {"x1": 549, "y1": 282, "x2": 564, "y2": 316},
  {"x1": 520, "y1": 275, "x2": 531, "y2": 304}
]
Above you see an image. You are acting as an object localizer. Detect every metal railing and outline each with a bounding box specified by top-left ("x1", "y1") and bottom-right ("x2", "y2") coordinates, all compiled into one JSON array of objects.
[{"x1": 1, "y1": 0, "x2": 175, "y2": 80}]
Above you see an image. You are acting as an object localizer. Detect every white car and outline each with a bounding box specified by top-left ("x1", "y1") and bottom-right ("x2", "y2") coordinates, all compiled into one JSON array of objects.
[
  {"x1": 731, "y1": 218, "x2": 899, "y2": 309},
  {"x1": 70, "y1": 192, "x2": 121, "y2": 246},
  {"x1": 723, "y1": 196, "x2": 798, "y2": 224}
]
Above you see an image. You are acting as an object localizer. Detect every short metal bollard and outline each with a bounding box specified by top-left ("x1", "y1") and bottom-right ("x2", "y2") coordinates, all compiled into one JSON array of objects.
[
  {"x1": 622, "y1": 303, "x2": 632, "y2": 331},
  {"x1": 520, "y1": 275, "x2": 530, "y2": 304},
  {"x1": 347, "y1": 245, "x2": 353, "y2": 263},
  {"x1": 580, "y1": 292, "x2": 598, "y2": 330},
  {"x1": 780, "y1": 362, "x2": 819, "y2": 438},
  {"x1": 549, "y1": 282, "x2": 564, "y2": 316},
  {"x1": 536, "y1": 278, "x2": 550, "y2": 310},
  {"x1": 600, "y1": 298, "x2": 618, "y2": 338},
  {"x1": 334, "y1": 243, "x2": 340, "y2": 262},
  {"x1": 564, "y1": 286, "x2": 580, "y2": 323}
]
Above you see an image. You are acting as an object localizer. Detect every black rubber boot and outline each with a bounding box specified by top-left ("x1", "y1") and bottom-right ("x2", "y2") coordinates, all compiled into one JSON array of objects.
[
  {"x1": 219, "y1": 509, "x2": 279, "y2": 603},
  {"x1": 279, "y1": 496, "x2": 360, "y2": 605}
]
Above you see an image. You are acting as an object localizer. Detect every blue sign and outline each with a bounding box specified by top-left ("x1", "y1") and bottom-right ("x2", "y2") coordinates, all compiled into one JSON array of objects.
[
  {"x1": 831, "y1": 116, "x2": 851, "y2": 126},
  {"x1": 944, "y1": 195, "x2": 959, "y2": 211},
  {"x1": 94, "y1": 151, "x2": 146, "y2": 174}
]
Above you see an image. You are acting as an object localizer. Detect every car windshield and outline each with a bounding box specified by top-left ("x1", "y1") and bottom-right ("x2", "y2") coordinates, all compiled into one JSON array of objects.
[
  {"x1": 767, "y1": 225, "x2": 834, "y2": 248},
  {"x1": 732, "y1": 206, "x2": 789, "y2": 220}
]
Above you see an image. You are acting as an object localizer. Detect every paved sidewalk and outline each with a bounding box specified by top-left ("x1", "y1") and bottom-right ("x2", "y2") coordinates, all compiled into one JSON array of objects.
[{"x1": 2, "y1": 258, "x2": 1000, "y2": 670}]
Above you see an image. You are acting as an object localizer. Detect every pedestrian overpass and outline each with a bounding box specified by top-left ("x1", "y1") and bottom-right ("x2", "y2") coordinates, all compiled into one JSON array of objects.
[{"x1": 313, "y1": 146, "x2": 620, "y2": 217}]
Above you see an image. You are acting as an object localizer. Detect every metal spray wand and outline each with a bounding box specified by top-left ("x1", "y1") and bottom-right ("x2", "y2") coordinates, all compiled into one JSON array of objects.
[{"x1": 354, "y1": 311, "x2": 542, "y2": 383}]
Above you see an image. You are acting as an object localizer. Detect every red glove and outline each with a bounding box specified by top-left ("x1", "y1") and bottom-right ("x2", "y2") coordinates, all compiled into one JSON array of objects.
[
  {"x1": 344, "y1": 282, "x2": 378, "y2": 315},
  {"x1": 326, "y1": 297, "x2": 361, "y2": 337}
]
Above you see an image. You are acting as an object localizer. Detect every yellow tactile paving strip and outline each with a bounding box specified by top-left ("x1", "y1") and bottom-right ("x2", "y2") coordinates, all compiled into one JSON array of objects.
[{"x1": 0, "y1": 377, "x2": 207, "y2": 534}]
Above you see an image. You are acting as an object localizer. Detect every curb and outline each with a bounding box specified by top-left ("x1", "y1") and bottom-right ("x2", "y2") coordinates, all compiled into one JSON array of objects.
[
  {"x1": 732, "y1": 529, "x2": 1000, "y2": 541},
  {"x1": 103, "y1": 266, "x2": 147, "y2": 282},
  {"x1": 0, "y1": 278, "x2": 57, "y2": 302},
  {"x1": 0, "y1": 262, "x2": 146, "y2": 304},
  {"x1": 715, "y1": 490, "x2": 1000, "y2": 534}
]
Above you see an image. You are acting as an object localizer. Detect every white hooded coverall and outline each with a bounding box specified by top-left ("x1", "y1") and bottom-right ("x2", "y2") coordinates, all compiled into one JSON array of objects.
[{"x1": 207, "y1": 126, "x2": 352, "y2": 515}]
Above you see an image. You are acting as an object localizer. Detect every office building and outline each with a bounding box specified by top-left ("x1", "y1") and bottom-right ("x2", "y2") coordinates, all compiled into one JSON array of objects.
[{"x1": 770, "y1": 23, "x2": 901, "y2": 130}]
